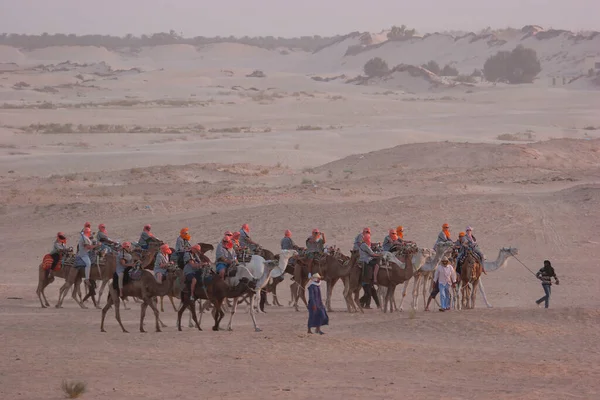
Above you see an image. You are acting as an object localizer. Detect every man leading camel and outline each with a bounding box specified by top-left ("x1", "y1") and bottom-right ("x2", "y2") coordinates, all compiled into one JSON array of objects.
[{"x1": 433, "y1": 257, "x2": 456, "y2": 312}]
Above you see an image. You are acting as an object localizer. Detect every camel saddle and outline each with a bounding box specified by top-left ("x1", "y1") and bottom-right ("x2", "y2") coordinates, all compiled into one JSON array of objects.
[{"x1": 42, "y1": 254, "x2": 61, "y2": 271}]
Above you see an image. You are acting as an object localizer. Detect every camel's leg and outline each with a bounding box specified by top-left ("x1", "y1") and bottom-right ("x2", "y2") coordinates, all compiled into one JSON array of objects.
[
  {"x1": 226, "y1": 296, "x2": 239, "y2": 331},
  {"x1": 176, "y1": 296, "x2": 189, "y2": 331},
  {"x1": 100, "y1": 292, "x2": 114, "y2": 332},
  {"x1": 397, "y1": 280, "x2": 409, "y2": 311},
  {"x1": 213, "y1": 299, "x2": 224, "y2": 331},
  {"x1": 111, "y1": 292, "x2": 128, "y2": 333},
  {"x1": 471, "y1": 281, "x2": 479, "y2": 309},
  {"x1": 74, "y1": 281, "x2": 88, "y2": 309},
  {"x1": 154, "y1": 298, "x2": 168, "y2": 328},
  {"x1": 146, "y1": 297, "x2": 162, "y2": 332},
  {"x1": 188, "y1": 300, "x2": 202, "y2": 331},
  {"x1": 37, "y1": 274, "x2": 49, "y2": 308},
  {"x1": 97, "y1": 279, "x2": 108, "y2": 305},
  {"x1": 56, "y1": 281, "x2": 75, "y2": 308},
  {"x1": 140, "y1": 302, "x2": 149, "y2": 333},
  {"x1": 248, "y1": 293, "x2": 261, "y2": 332},
  {"x1": 272, "y1": 282, "x2": 283, "y2": 307},
  {"x1": 169, "y1": 295, "x2": 178, "y2": 312},
  {"x1": 478, "y1": 279, "x2": 492, "y2": 308},
  {"x1": 422, "y1": 275, "x2": 429, "y2": 311},
  {"x1": 326, "y1": 278, "x2": 336, "y2": 312},
  {"x1": 159, "y1": 296, "x2": 164, "y2": 312}
]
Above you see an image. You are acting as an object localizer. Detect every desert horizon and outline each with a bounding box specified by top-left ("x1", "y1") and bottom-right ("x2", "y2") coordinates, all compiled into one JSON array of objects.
[{"x1": 1, "y1": 9, "x2": 600, "y2": 400}]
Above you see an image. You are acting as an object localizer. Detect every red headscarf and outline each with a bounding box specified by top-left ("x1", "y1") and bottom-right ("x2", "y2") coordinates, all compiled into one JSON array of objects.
[
  {"x1": 57, "y1": 232, "x2": 67, "y2": 243},
  {"x1": 396, "y1": 225, "x2": 404, "y2": 239},
  {"x1": 363, "y1": 233, "x2": 372, "y2": 246},
  {"x1": 285, "y1": 230, "x2": 292, "y2": 238},
  {"x1": 98, "y1": 224, "x2": 106, "y2": 233}
]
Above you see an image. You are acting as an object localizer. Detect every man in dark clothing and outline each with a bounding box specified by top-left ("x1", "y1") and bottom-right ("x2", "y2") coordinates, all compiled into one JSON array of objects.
[{"x1": 535, "y1": 260, "x2": 559, "y2": 308}]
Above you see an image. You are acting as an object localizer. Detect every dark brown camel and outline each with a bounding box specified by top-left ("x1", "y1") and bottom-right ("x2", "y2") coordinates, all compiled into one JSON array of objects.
[
  {"x1": 100, "y1": 266, "x2": 180, "y2": 333},
  {"x1": 176, "y1": 272, "x2": 255, "y2": 332},
  {"x1": 345, "y1": 253, "x2": 415, "y2": 313}
]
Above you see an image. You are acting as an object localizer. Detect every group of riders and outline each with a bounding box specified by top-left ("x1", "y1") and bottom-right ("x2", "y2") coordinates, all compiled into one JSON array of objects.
[{"x1": 47, "y1": 221, "x2": 486, "y2": 303}]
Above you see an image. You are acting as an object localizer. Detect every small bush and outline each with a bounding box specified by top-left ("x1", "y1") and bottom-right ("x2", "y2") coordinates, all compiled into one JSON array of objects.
[
  {"x1": 61, "y1": 380, "x2": 87, "y2": 398},
  {"x1": 440, "y1": 64, "x2": 459, "y2": 76},
  {"x1": 483, "y1": 45, "x2": 541, "y2": 84},
  {"x1": 583, "y1": 126, "x2": 598, "y2": 131},
  {"x1": 421, "y1": 60, "x2": 441, "y2": 75},
  {"x1": 387, "y1": 25, "x2": 416, "y2": 40},
  {"x1": 297, "y1": 125, "x2": 322, "y2": 131},
  {"x1": 363, "y1": 57, "x2": 389, "y2": 78},
  {"x1": 454, "y1": 75, "x2": 476, "y2": 83}
]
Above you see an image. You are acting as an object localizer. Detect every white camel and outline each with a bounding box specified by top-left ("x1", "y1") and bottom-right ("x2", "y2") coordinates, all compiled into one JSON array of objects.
[
  {"x1": 451, "y1": 247, "x2": 519, "y2": 310},
  {"x1": 226, "y1": 250, "x2": 297, "y2": 332},
  {"x1": 389, "y1": 241, "x2": 454, "y2": 311}
]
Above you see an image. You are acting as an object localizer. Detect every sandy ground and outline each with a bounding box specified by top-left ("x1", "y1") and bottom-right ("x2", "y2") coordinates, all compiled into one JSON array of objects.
[{"x1": 1, "y1": 48, "x2": 600, "y2": 400}]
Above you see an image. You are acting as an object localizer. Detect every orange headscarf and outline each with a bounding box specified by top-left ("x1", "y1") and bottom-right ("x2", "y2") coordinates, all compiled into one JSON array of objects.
[
  {"x1": 396, "y1": 226, "x2": 404, "y2": 239},
  {"x1": 180, "y1": 228, "x2": 191, "y2": 241},
  {"x1": 442, "y1": 223, "x2": 450, "y2": 239}
]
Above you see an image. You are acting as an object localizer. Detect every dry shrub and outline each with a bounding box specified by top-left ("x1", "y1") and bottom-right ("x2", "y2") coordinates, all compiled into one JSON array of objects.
[
  {"x1": 297, "y1": 125, "x2": 322, "y2": 131},
  {"x1": 497, "y1": 131, "x2": 535, "y2": 141},
  {"x1": 61, "y1": 380, "x2": 87, "y2": 398}
]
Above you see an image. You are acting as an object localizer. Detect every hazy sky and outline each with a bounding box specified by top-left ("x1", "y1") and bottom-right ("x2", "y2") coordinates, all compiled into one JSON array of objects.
[{"x1": 1, "y1": 0, "x2": 598, "y2": 37}]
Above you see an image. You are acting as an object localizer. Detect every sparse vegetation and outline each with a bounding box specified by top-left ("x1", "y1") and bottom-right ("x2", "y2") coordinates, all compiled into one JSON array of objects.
[
  {"x1": 440, "y1": 64, "x2": 459, "y2": 77},
  {"x1": 246, "y1": 70, "x2": 266, "y2": 78},
  {"x1": 483, "y1": 45, "x2": 542, "y2": 84},
  {"x1": 421, "y1": 60, "x2": 441, "y2": 75},
  {"x1": 387, "y1": 25, "x2": 417, "y2": 40},
  {"x1": 454, "y1": 75, "x2": 477, "y2": 83},
  {"x1": 297, "y1": 125, "x2": 323, "y2": 131},
  {"x1": 12, "y1": 81, "x2": 30, "y2": 89},
  {"x1": 363, "y1": 57, "x2": 390, "y2": 78},
  {"x1": 17, "y1": 123, "x2": 207, "y2": 134},
  {"x1": 496, "y1": 131, "x2": 536, "y2": 141},
  {"x1": 61, "y1": 379, "x2": 86, "y2": 398},
  {"x1": 583, "y1": 126, "x2": 598, "y2": 131},
  {"x1": 0, "y1": 98, "x2": 212, "y2": 110}
]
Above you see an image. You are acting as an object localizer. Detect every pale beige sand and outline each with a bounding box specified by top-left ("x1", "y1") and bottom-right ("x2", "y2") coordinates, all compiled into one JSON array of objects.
[{"x1": 0, "y1": 44, "x2": 599, "y2": 399}]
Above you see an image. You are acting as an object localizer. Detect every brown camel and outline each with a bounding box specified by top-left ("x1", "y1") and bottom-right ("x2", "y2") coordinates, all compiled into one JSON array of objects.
[
  {"x1": 345, "y1": 252, "x2": 415, "y2": 313},
  {"x1": 159, "y1": 251, "x2": 212, "y2": 312},
  {"x1": 100, "y1": 266, "x2": 181, "y2": 333},
  {"x1": 36, "y1": 252, "x2": 83, "y2": 308},
  {"x1": 54, "y1": 253, "x2": 120, "y2": 309},
  {"x1": 291, "y1": 253, "x2": 352, "y2": 312},
  {"x1": 457, "y1": 250, "x2": 483, "y2": 310},
  {"x1": 177, "y1": 271, "x2": 254, "y2": 332}
]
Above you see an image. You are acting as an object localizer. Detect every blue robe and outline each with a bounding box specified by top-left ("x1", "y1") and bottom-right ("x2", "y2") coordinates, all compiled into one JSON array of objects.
[{"x1": 307, "y1": 283, "x2": 329, "y2": 328}]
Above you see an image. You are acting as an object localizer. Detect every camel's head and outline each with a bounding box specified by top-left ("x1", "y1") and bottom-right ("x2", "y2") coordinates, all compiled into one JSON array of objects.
[
  {"x1": 276, "y1": 249, "x2": 297, "y2": 272},
  {"x1": 264, "y1": 259, "x2": 279, "y2": 271},
  {"x1": 381, "y1": 251, "x2": 404, "y2": 268},
  {"x1": 419, "y1": 248, "x2": 434, "y2": 258},
  {"x1": 501, "y1": 247, "x2": 519, "y2": 257}
]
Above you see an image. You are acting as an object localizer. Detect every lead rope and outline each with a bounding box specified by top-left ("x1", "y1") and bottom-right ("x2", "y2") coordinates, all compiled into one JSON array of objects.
[{"x1": 511, "y1": 254, "x2": 539, "y2": 278}]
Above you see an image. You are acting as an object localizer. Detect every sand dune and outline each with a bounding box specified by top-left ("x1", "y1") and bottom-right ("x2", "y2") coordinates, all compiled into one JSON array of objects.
[{"x1": 1, "y1": 24, "x2": 600, "y2": 400}]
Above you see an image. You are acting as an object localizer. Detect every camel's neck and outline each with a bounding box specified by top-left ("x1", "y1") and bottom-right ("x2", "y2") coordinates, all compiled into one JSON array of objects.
[
  {"x1": 153, "y1": 276, "x2": 175, "y2": 296},
  {"x1": 485, "y1": 250, "x2": 510, "y2": 272},
  {"x1": 256, "y1": 268, "x2": 274, "y2": 289}
]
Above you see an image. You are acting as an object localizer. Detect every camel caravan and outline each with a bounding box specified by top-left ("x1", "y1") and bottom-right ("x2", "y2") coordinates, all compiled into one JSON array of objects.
[{"x1": 38, "y1": 222, "x2": 518, "y2": 332}]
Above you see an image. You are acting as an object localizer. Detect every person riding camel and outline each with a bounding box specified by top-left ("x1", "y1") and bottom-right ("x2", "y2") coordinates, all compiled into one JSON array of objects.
[
  {"x1": 232, "y1": 231, "x2": 242, "y2": 251},
  {"x1": 96, "y1": 224, "x2": 117, "y2": 256},
  {"x1": 184, "y1": 244, "x2": 208, "y2": 301},
  {"x1": 117, "y1": 242, "x2": 135, "y2": 298},
  {"x1": 216, "y1": 236, "x2": 237, "y2": 280},
  {"x1": 281, "y1": 230, "x2": 302, "y2": 251},
  {"x1": 455, "y1": 232, "x2": 468, "y2": 276},
  {"x1": 464, "y1": 226, "x2": 486, "y2": 272},
  {"x1": 175, "y1": 227, "x2": 192, "y2": 269},
  {"x1": 350, "y1": 227, "x2": 370, "y2": 267},
  {"x1": 382, "y1": 228, "x2": 400, "y2": 251},
  {"x1": 48, "y1": 232, "x2": 69, "y2": 278},
  {"x1": 80, "y1": 221, "x2": 91, "y2": 235},
  {"x1": 79, "y1": 227, "x2": 99, "y2": 288},
  {"x1": 305, "y1": 229, "x2": 326, "y2": 278},
  {"x1": 153, "y1": 244, "x2": 172, "y2": 283},
  {"x1": 434, "y1": 223, "x2": 453, "y2": 250},
  {"x1": 239, "y1": 224, "x2": 257, "y2": 251},
  {"x1": 359, "y1": 233, "x2": 382, "y2": 284},
  {"x1": 138, "y1": 224, "x2": 157, "y2": 250}
]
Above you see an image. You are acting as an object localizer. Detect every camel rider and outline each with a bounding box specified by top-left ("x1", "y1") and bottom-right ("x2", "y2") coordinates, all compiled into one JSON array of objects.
[
  {"x1": 455, "y1": 231, "x2": 466, "y2": 247},
  {"x1": 175, "y1": 227, "x2": 192, "y2": 269},
  {"x1": 79, "y1": 227, "x2": 99, "y2": 287},
  {"x1": 434, "y1": 223, "x2": 453, "y2": 250},
  {"x1": 216, "y1": 236, "x2": 237, "y2": 280},
  {"x1": 232, "y1": 231, "x2": 242, "y2": 251},
  {"x1": 305, "y1": 228, "x2": 326, "y2": 277},
  {"x1": 138, "y1": 224, "x2": 158, "y2": 250},
  {"x1": 465, "y1": 226, "x2": 486, "y2": 272},
  {"x1": 239, "y1": 223, "x2": 257, "y2": 251},
  {"x1": 359, "y1": 233, "x2": 382, "y2": 284},
  {"x1": 281, "y1": 230, "x2": 302, "y2": 251},
  {"x1": 382, "y1": 228, "x2": 399, "y2": 251},
  {"x1": 117, "y1": 242, "x2": 135, "y2": 298},
  {"x1": 81, "y1": 221, "x2": 91, "y2": 235},
  {"x1": 184, "y1": 245, "x2": 207, "y2": 301},
  {"x1": 354, "y1": 227, "x2": 371, "y2": 251},
  {"x1": 154, "y1": 244, "x2": 172, "y2": 283},
  {"x1": 49, "y1": 232, "x2": 68, "y2": 278},
  {"x1": 96, "y1": 224, "x2": 117, "y2": 255}
]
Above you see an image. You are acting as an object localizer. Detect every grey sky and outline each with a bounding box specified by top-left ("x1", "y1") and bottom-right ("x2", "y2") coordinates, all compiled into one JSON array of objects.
[{"x1": 1, "y1": 0, "x2": 598, "y2": 37}]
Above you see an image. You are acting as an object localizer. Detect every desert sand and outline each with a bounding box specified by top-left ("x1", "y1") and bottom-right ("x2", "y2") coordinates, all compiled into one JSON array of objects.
[{"x1": 1, "y1": 27, "x2": 600, "y2": 400}]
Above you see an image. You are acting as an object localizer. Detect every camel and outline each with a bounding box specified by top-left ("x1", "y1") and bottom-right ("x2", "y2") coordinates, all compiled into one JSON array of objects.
[
  {"x1": 225, "y1": 250, "x2": 296, "y2": 332},
  {"x1": 100, "y1": 265, "x2": 181, "y2": 333},
  {"x1": 290, "y1": 251, "x2": 352, "y2": 312},
  {"x1": 451, "y1": 247, "x2": 519, "y2": 309},
  {"x1": 393, "y1": 242, "x2": 454, "y2": 311},
  {"x1": 345, "y1": 252, "x2": 409, "y2": 313},
  {"x1": 36, "y1": 252, "x2": 83, "y2": 308},
  {"x1": 52, "y1": 253, "x2": 119, "y2": 309},
  {"x1": 455, "y1": 250, "x2": 483, "y2": 310}
]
